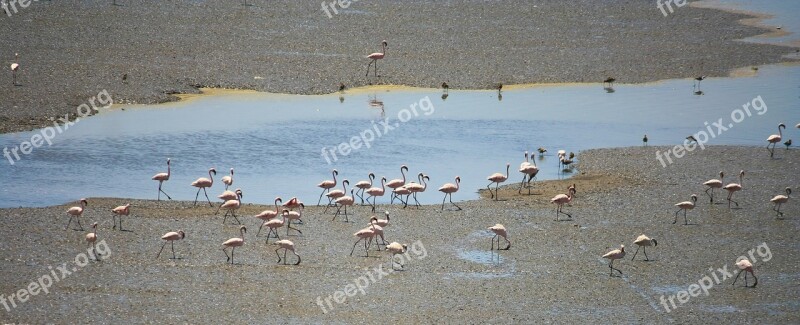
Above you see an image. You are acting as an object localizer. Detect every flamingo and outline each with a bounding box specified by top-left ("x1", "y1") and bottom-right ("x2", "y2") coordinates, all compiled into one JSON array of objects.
[
  {"x1": 10, "y1": 53, "x2": 19, "y2": 85},
  {"x1": 488, "y1": 224, "x2": 511, "y2": 250},
  {"x1": 438, "y1": 176, "x2": 462, "y2": 211},
  {"x1": 550, "y1": 188, "x2": 576, "y2": 221},
  {"x1": 282, "y1": 197, "x2": 303, "y2": 211},
  {"x1": 766, "y1": 123, "x2": 786, "y2": 157},
  {"x1": 386, "y1": 242, "x2": 408, "y2": 270},
  {"x1": 220, "y1": 189, "x2": 243, "y2": 225},
  {"x1": 365, "y1": 176, "x2": 387, "y2": 212},
  {"x1": 191, "y1": 167, "x2": 217, "y2": 206},
  {"x1": 262, "y1": 210, "x2": 289, "y2": 243},
  {"x1": 731, "y1": 259, "x2": 757, "y2": 287},
  {"x1": 518, "y1": 152, "x2": 540, "y2": 195},
  {"x1": 325, "y1": 179, "x2": 350, "y2": 212},
  {"x1": 110, "y1": 203, "x2": 130, "y2": 231},
  {"x1": 770, "y1": 187, "x2": 791, "y2": 218},
  {"x1": 86, "y1": 222, "x2": 100, "y2": 260},
  {"x1": 66, "y1": 198, "x2": 88, "y2": 230},
  {"x1": 354, "y1": 173, "x2": 375, "y2": 204},
  {"x1": 372, "y1": 211, "x2": 390, "y2": 227},
  {"x1": 274, "y1": 239, "x2": 301, "y2": 265},
  {"x1": 221, "y1": 168, "x2": 234, "y2": 190},
  {"x1": 151, "y1": 158, "x2": 172, "y2": 200},
  {"x1": 284, "y1": 204, "x2": 305, "y2": 235},
  {"x1": 404, "y1": 173, "x2": 429, "y2": 207},
  {"x1": 215, "y1": 188, "x2": 242, "y2": 214},
  {"x1": 673, "y1": 194, "x2": 697, "y2": 225},
  {"x1": 393, "y1": 186, "x2": 413, "y2": 208},
  {"x1": 602, "y1": 245, "x2": 625, "y2": 276},
  {"x1": 642, "y1": 134, "x2": 648, "y2": 146},
  {"x1": 703, "y1": 171, "x2": 724, "y2": 203},
  {"x1": 317, "y1": 169, "x2": 338, "y2": 206},
  {"x1": 222, "y1": 225, "x2": 247, "y2": 264},
  {"x1": 156, "y1": 230, "x2": 185, "y2": 259},
  {"x1": 333, "y1": 189, "x2": 355, "y2": 221},
  {"x1": 723, "y1": 170, "x2": 745, "y2": 208},
  {"x1": 365, "y1": 40, "x2": 388, "y2": 77},
  {"x1": 631, "y1": 235, "x2": 657, "y2": 261},
  {"x1": 256, "y1": 197, "x2": 283, "y2": 236},
  {"x1": 387, "y1": 165, "x2": 409, "y2": 204},
  {"x1": 350, "y1": 222, "x2": 377, "y2": 257},
  {"x1": 367, "y1": 221, "x2": 387, "y2": 251},
  {"x1": 486, "y1": 163, "x2": 510, "y2": 200}
]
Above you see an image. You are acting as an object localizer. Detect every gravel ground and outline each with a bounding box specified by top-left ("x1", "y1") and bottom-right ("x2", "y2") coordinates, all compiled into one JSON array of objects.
[
  {"x1": 0, "y1": 146, "x2": 798, "y2": 323},
  {"x1": 0, "y1": 0, "x2": 796, "y2": 133}
]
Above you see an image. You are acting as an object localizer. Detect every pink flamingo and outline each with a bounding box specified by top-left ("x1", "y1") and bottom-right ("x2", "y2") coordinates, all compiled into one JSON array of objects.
[
  {"x1": 284, "y1": 204, "x2": 305, "y2": 235},
  {"x1": 386, "y1": 242, "x2": 408, "y2": 270},
  {"x1": 333, "y1": 189, "x2": 355, "y2": 221},
  {"x1": 673, "y1": 194, "x2": 697, "y2": 225},
  {"x1": 221, "y1": 168, "x2": 234, "y2": 190},
  {"x1": 365, "y1": 40, "x2": 388, "y2": 77},
  {"x1": 110, "y1": 203, "x2": 130, "y2": 231},
  {"x1": 325, "y1": 179, "x2": 350, "y2": 212},
  {"x1": 404, "y1": 173, "x2": 429, "y2": 207},
  {"x1": 438, "y1": 176, "x2": 462, "y2": 211},
  {"x1": 354, "y1": 173, "x2": 375, "y2": 204},
  {"x1": 602, "y1": 245, "x2": 626, "y2": 276},
  {"x1": 220, "y1": 189, "x2": 243, "y2": 225},
  {"x1": 85, "y1": 222, "x2": 100, "y2": 260},
  {"x1": 703, "y1": 171, "x2": 724, "y2": 203},
  {"x1": 262, "y1": 210, "x2": 288, "y2": 243},
  {"x1": 723, "y1": 170, "x2": 745, "y2": 208},
  {"x1": 256, "y1": 197, "x2": 282, "y2": 236},
  {"x1": 66, "y1": 198, "x2": 88, "y2": 230},
  {"x1": 215, "y1": 188, "x2": 242, "y2": 214},
  {"x1": 732, "y1": 259, "x2": 757, "y2": 287},
  {"x1": 488, "y1": 224, "x2": 511, "y2": 250},
  {"x1": 550, "y1": 188, "x2": 576, "y2": 221},
  {"x1": 770, "y1": 187, "x2": 791, "y2": 218},
  {"x1": 631, "y1": 235, "x2": 657, "y2": 261},
  {"x1": 274, "y1": 239, "x2": 301, "y2": 265},
  {"x1": 282, "y1": 197, "x2": 305, "y2": 223},
  {"x1": 10, "y1": 53, "x2": 19, "y2": 85},
  {"x1": 151, "y1": 158, "x2": 172, "y2": 200},
  {"x1": 365, "y1": 176, "x2": 387, "y2": 212},
  {"x1": 350, "y1": 222, "x2": 377, "y2": 257},
  {"x1": 518, "y1": 151, "x2": 540, "y2": 195},
  {"x1": 393, "y1": 186, "x2": 413, "y2": 208},
  {"x1": 486, "y1": 163, "x2": 510, "y2": 200},
  {"x1": 387, "y1": 165, "x2": 409, "y2": 204},
  {"x1": 222, "y1": 225, "x2": 247, "y2": 264},
  {"x1": 191, "y1": 167, "x2": 217, "y2": 206},
  {"x1": 766, "y1": 123, "x2": 786, "y2": 157},
  {"x1": 156, "y1": 230, "x2": 185, "y2": 259},
  {"x1": 316, "y1": 169, "x2": 338, "y2": 206}
]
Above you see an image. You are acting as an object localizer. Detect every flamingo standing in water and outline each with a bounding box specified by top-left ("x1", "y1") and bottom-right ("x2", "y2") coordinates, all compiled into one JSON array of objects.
[
  {"x1": 386, "y1": 242, "x2": 408, "y2": 270},
  {"x1": 354, "y1": 173, "x2": 375, "y2": 204},
  {"x1": 602, "y1": 245, "x2": 625, "y2": 276},
  {"x1": 222, "y1": 225, "x2": 247, "y2": 264},
  {"x1": 732, "y1": 259, "x2": 757, "y2": 287},
  {"x1": 156, "y1": 230, "x2": 185, "y2": 259},
  {"x1": 365, "y1": 40, "x2": 388, "y2": 77},
  {"x1": 110, "y1": 203, "x2": 130, "y2": 231},
  {"x1": 325, "y1": 179, "x2": 350, "y2": 212},
  {"x1": 365, "y1": 176, "x2": 387, "y2": 212},
  {"x1": 10, "y1": 53, "x2": 19, "y2": 85},
  {"x1": 766, "y1": 123, "x2": 786, "y2": 157},
  {"x1": 438, "y1": 176, "x2": 462, "y2": 211},
  {"x1": 723, "y1": 170, "x2": 745, "y2": 208},
  {"x1": 256, "y1": 197, "x2": 282, "y2": 236},
  {"x1": 151, "y1": 158, "x2": 172, "y2": 200},
  {"x1": 274, "y1": 239, "x2": 301, "y2": 265},
  {"x1": 317, "y1": 169, "x2": 338, "y2": 206},
  {"x1": 550, "y1": 188, "x2": 576, "y2": 221},
  {"x1": 221, "y1": 168, "x2": 234, "y2": 190},
  {"x1": 66, "y1": 198, "x2": 88, "y2": 230},
  {"x1": 86, "y1": 222, "x2": 100, "y2": 260},
  {"x1": 191, "y1": 168, "x2": 217, "y2": 206},
  {"x1": 488, "y1": 224, "x2": 511, "y2": 250},
  {"x1": 220, "y1": 189, "x2": 243, "y2": 225},
  {"x1": 518, "y1": 151, "x2": 540, "y2": 195},
  {"x1": 333, "y1": 189, "x2": 355, "y2": 221},
  {"x1": 486, "y1": 163, "x2": 510, "y2": 200},
  {"x1": 673, "y1": 194, "x2": 697, "y2": 225},
  {"x1": 703, "y1": 171, "x2": 724, "y2": 203},
  {"x1": 387, "y1": 165, "x2": 409, "y2": 204},
  {"x1": 770, "y1": 187, "x2": 791, "y2": 218}
]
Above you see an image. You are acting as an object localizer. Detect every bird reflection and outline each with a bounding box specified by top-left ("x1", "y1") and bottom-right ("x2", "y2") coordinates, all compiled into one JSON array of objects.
[{"x1": 368, "y1": 94, "x2": 385, "y2": 119}]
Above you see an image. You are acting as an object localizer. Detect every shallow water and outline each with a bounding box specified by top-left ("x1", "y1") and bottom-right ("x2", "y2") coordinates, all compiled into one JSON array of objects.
[{"x1": 1, "y1": 63, "x2": 798, "y2": 208}]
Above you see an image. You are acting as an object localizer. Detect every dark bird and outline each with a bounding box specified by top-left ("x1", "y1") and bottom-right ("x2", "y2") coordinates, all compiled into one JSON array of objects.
[
  {"x1": 122, "y1": 73, "x2": 128, "y2": 83},
  {"x1": 441, "y1": 82, "x2": 449, "y2": 93},
  {"x1": 785, "y1": 139, "x2": 792, "y2": 150},
  {"x1": 537, "y1": 147, "x2": 547, "y2": 156},
  {"x1": 338, "y1": 82, "x2": 346, "y2": 92},
  {"x1": 643, "y1": 134, "x2": 648, "y2": 146},
  {"x1": 686, "y1": 135, "x2": 698, "y2": 143},
  {"x1": 603, "y1": 77, "x2": 615, "y2": 87}
]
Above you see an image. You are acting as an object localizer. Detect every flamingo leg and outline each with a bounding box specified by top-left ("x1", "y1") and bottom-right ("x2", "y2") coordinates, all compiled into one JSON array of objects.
[
  {"x1": 171, "y1": 241, "x2": 176, "y2": 259},
  {"x1": 631, "y1": 246, "x2": 640, "y2": 260},
  {"x1": 684, "y1": 209, "x2": 688, "y2": 225},
  {"x1": 441, "y1": 194, "x2": 447, "y2": 210},
  {"x1": 449, "y1": 193, "x2": 462, "y2": 211},
  {"x1": 518, "y1": 175, "x2": 527, "y2": 194},
  {"x1": 673, "y1": 209, "x2": 680, "y2": 224},
  {"x1": 275, "y1": 247, "x2": 282, "y2": 263},
  {"x1": 257, "y1": 222, "x2": 265, "y2": 236},
  {"x1": 317, "y1": 188, "x2": 328, "y2": 206},
  {"x1": 365, "y1": 60, "x2": 374, "y2": 77},
  {"x1": 704, "y1": 187, "x2": 714, "y2": 203},
  {"x1": 156, "y1": 241, "x2": 167, "y2": 258},
  {"x1": 158, "y1": 181, "x2": 172, "y2": 200},
  {"x1": 643, "y1": 247, "x2": 649, "y2": 261},
  {"x1": 487, "y1": 182, "x2": 494, "y2": 199},
  {"x1": 194, "y1": 188, "x2": 202, "y2": 206},
  {"x1": 203, "y1": 188, "x2": 213, "y2": 207},
  {"x1": 732, "y1": 271, "x2": 743, "y2": 286},
  {"x1": 774, "y1": 203, "x2": 783, "y2": 218},
  {"x1": 112, "y1": 215, "x2": 117, "y2": 230},
  {"x1": 223, "y1": 247, "x2": 231, "y2": 263},
  {"x1": 350, "y1": 238, "x2": 362, "y2": 256},
  {"x1": 286, "y1": 223, "x2": 302, "y2": 236}
]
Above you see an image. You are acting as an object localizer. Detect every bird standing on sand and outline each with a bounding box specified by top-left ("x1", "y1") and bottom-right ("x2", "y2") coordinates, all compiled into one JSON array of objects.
[
  {"x1": 767, "y1": 123, "x2": 786, "y2": 157},
  {"x1": 642, "y1": 134, "x2": 648, "y2": 146},
  {"x1": 151, "y1": 158, "x2": 172, "y2": 201},
  {"x1": 703, "y1": 171, "x2": 724, "y2": 203},
  {"x1": 10, "y1": 53, "x2": 20, "y2": 85},
  {"x1": 723, "y1": 170, "x2": 745, "y2": 208},
  {"x1": 441, "y1": 82, "x2": 449, "y2": 93},
  {"x1": 255, "y1": 197, "x2": 282, "y2": 236},
  {"x1": 156, "y1": 230, "x2": 185, "y2": 259},
  {"x1": 333, "y1": 189, "x2": 355, "y2": 222},
  {"x1": 110, "y1": 203, "x2": 130, "y2": 231},
  {"x1": 350, "y1": 223, "x2": 377, "y2": 257},
  {"x1": 86, "y1": 222, "x2": 100, "y2": 260},
  {"x1": 438, "y1": 176, "x2": 462, "y2": 211},
  {"x1": 325, "y1": 179, "x2": 350, "y2": 212},
  {"x1": 673, "y1": 194, "x2": 697, "y2": 225},
  {"x1": 686, "y1": 135, "x2": 698, "y2": 143},
  {"x1": 222, "y1": 225, "x2": 247, "y2": 264},
  {"x1": 274, "y1": 239, "x2": 301, "y2": 265},
  {"x1": 215, "y1": 188, "x2": 242, "y2": 214},
  {"x1": 551, "y1": 188, "x2": 576, "y2": 221},
  {"x1": 731, "y1": 259, "x2": 757, "y2": 287},
  {"x1": 263, "y1": 210, "x2": 290, "y2": 243},
  {"x1": 221, "y1": 168, "x2": 234, "y2": 190},
  {"x1": 770, "y1": 187, "x2": 791, "y2": 218},
  {"x1": 365, "y1": 177, "x2": 387, "y2": 212},
  {"x1": 191, "y1": 168, "x2": 217, "y2": 206},
  {"x1": 784, "y1": 139, "x2": 792, "y2": 150},
  {"x1": 365, "y1": 40, "x2": 388, "y2": 77},
  {"x1": 387, "y1": 165, "x2": 409, "y2": 204},
  {"x1": 338, "y1": 83, "x2": 346, "y2": 92},
  {"x1": 602, "y1": 245, "x2": 625, "y2": 276},
  {"x1": 486, "y1": 163, "x2": 510, "y2": 200},
  {"x1": 386, "y1": 242, "x2": 408, "y2": 270},
  {"x1": 631, "y1": 235, "x2": 657, "y2": 261},
  {"x1": 488, "y1": 224, "x2": 511, "y2": 250},
  {"x1": 220, "y1": 189, "x2": 243, "y2": 225},
  {"x1": 317, "y1": 169, "x2": 338, "y2": 206},
  {"x1": 66, "y1": 198, "x2": 88, "y2": 230},
  {"x1": 354, "y1": 173, "x2": 375, "y2": 205}
]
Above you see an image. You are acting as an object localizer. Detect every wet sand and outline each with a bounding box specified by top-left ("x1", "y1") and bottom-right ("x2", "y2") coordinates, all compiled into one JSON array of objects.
[
  {"x1": 1, "y1": 146, "x2": 798, "y2": 323},
  {"x1": 0, "y1": 0, "x2": 797, "y2": 134}
]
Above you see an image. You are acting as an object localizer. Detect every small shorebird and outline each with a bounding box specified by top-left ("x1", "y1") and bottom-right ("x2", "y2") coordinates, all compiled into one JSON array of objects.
[
  {"x1": 731, "y1": 259, "x2": 757, "y2": 287},
  {"x1": 10, "y1": 53, "x2": 19, "y2": 85},
  {"x1": 703, "y1": 171, "x2": 724, "y2": 203},
  {"x1": 603, "y1": 77, "x2": 615, "y2": 87},
  {"x1": 486, "y1": 163, "x2": 510, "y2": 200},
  {"x1": 631, "y1": 235, "x2": 657, "y2": 261},
  {"x1": 338, "y1": 82, "x2": 346, "y2": 92},
  {"x1": 686, "y1": 135, "x2": 697, "y2": 143},
  {"x1": 642, "y1": 134, "x2": 648, "y2": 146},
  {"x1": 274, "y1": 239, "x2": 301, "y2": 265},
  {"x1": 151, "y1": 158, "x2": 172, "y2": 200},
  {"x1": 441, "y1": 82, "x2": 449, "y2": 93},
  {"x1": 365, "y1": 40, "x2": 388, "y2": 77},
  {"x1": 66, "y1": 198, "x2": 88, "y2": 231},
  {"x1": 438, "y1": 176, "x2": 462, "y2": 211},
  {"x1": 537, "y1": 147, "x2": 547, "y2": 156},
  {"x1": 723, "y1": 170, "x2": 745, "y2": 208},
  {"x1": 488, "y1": 224, "x2": 511, "y2": 250},
  {"x1": 191, "y1": 168, "x2": 217, "y2": 206},
  {"x1": 673, "y1": 194, "x2": 697, "y2": 225},
  {"x1": 222, "y1": 226, "x2": 247, "y2": 264},
  {"x1": 110, "y1": 203, "x2": 130, "y2": 231},
  {"x1": 386, "y1": 242, "x2": 408, "y2": 270},
  {"x1": 784, "y1": 139, "x2": 792, "y2": 150},
  {"x1": 316, "y1": 169, "x2": 338, "y2": 206},
  {"x1": 602, "y1": 245, "x2": 625, "y2": 276},
  {"x1": 767, "y1": 123, "x2": 786, "y2": 157},
  {"x1": 770, "y1": 187, "x2": 791, "y2": 218},
  {"x1": 156, "y1": 230, "x2": 185, "y2": 259}
]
